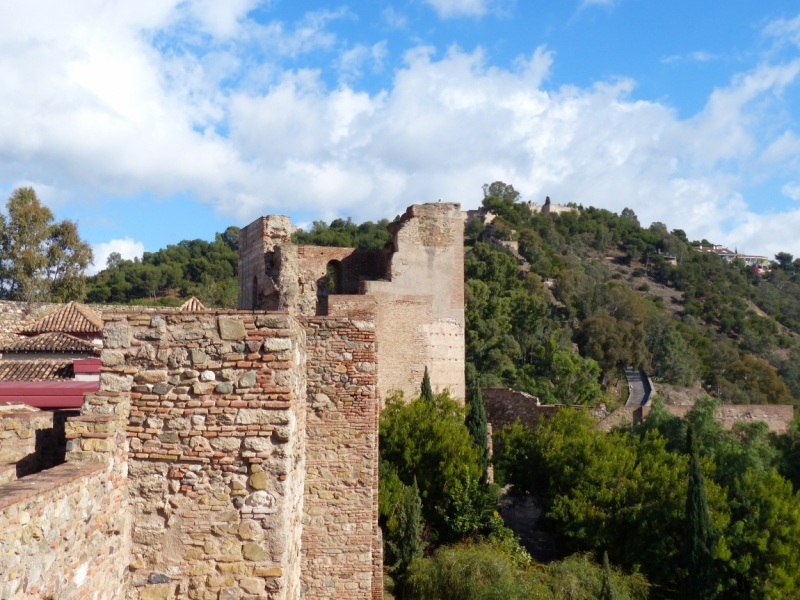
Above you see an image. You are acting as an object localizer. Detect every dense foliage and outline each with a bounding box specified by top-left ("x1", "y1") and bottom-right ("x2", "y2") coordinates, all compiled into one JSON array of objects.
[
  {"x1": 380, "y1": 390, "x2": 650, "y2": 598},
  {"x1": 467, "y1": 182, "x2": 799, "y2": 405},
  {"x1": 292, "y1": 217, "x2": 392, "y2": 250},
  {"x1": 86, "y1": 226, "x2": 240, "y2": 307},
  {"x1": 495, "y1": 400, "x2": 800, "y2": 599},
  {"x1": 405, "y1": 542, "x2": 649, "y2": 600}
]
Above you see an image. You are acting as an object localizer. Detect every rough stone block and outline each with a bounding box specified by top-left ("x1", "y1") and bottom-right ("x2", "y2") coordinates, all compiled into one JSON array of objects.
[
  {"x1": 100, "y1": 373, "x2": 133, "y2": 392},
  {"x1": 219, "y1": 318, "x2": 247, "y2": 340},
  {"x1": 101, "y1": 349, "x2": 126, "y2": 367},
  {"x1": 210, "y1": 437, "x2": 242, "y2": 452},
  {"x1": 262, "y1": 338, "x2": 292, "y2": 352},
  {"x1": 104, "y1": 322, "x2": 130, "y2": 348},
  {"x1": 242, "y1": 542, "x2": 269, "y2": 561},
  {"x1": 139, "y1": 583, "x2": 176, "y2": 600},
  {"x1": 237, "y1": 371, "x2": 256, "y2": 388}
]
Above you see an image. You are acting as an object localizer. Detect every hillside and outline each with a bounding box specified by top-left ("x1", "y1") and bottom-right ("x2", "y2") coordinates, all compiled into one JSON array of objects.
[{"x1": 86, "y1": 184, "x2": 800, "y2": 407}]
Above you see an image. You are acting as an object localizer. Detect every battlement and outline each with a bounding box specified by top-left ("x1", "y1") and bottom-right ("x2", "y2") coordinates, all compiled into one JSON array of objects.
[{"x1": 238, "y1": 202, "x2": 466, "y2": 402}]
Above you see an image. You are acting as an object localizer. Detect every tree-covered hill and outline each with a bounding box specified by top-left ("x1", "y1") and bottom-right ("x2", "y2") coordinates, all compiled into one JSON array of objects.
[
  {"x1": 470, "y1": 181, "x2": 800, "y2": 406},
  {"x1": 86, "y1": 226, "x2": 240, "y2": 308},
  {"x1": 84, "y1": 182, "x2": 800, "y2": 406}
]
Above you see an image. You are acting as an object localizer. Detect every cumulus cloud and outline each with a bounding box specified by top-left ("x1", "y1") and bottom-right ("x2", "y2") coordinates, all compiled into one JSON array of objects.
[
  {"x1": 90, "y1": 237, "x2": 145, "y2": 275},
  {"x1": 2, "y1": 2, "x2": 800, "y2": 257}
]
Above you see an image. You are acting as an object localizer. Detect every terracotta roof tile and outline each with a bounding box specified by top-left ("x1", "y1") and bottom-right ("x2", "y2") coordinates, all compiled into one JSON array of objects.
[
  {"x1": 22, "y1": 302, "x2": 102, "y2": 334},
  {"x1": 180, "y1": 297, "x2": 207, "y2": 311},
  {"x1": 0, "y1": 360, "x2": 74, "y2": 381},
  {"x1": 0, "y1": 332, "x2": 97, "y2": 353}
]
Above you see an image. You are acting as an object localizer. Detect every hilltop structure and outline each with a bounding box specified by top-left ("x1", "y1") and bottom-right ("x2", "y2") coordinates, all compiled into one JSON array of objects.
[
  {"x1": 0, "y1": 202, "x2": 466, "y2": 600},
  {"x1": 693, "y1": 243, "x2": 769, "y2": 270}
]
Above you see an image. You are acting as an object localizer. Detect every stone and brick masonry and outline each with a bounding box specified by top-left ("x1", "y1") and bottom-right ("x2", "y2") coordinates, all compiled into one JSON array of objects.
[{"x1": 0, "y1": 202, "x2": 470, "y2": 599}]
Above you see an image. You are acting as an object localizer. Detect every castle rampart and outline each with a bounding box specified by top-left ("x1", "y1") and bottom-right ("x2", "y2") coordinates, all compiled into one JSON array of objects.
[{"x1": 238, "y1": 203, "x2": 466, "y2": 402}]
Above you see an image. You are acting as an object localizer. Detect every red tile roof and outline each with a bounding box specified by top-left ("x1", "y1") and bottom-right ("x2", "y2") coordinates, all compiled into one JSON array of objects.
[
  {"x1": 0, "y1": 360, "x2": 74, "y2": 381},
  {"x1": 0, "y1": 332, "x2": 97, "y2": 353},
  {"x1": 180, "y1": 296, "x2": 207, "y2": 311},
  {"x1": 21, "y1": 302, "x2": 102, "y2": 334}
]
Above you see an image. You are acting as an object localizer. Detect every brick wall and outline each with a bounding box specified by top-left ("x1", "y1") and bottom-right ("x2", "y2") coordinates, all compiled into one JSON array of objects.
[
  {"x1": 0, "y1": 460, "x2": 128, "y2": 599},
  {"x1": 301, "y1": 316, "x2": 381, "y2": 599}
]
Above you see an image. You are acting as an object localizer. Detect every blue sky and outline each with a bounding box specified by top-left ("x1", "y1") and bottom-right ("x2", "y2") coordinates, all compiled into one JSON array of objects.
[{"x1": 1, "y1": 0, "x2": 800, "y2": 271}]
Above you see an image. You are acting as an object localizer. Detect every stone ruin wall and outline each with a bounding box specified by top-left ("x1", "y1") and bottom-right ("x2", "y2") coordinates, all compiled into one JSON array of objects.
[
  {"x1": 483, "y1": 387, "x2": 795, "y2": 435},
  {"x1": 238, "y1": 203, "x2": 466, "y2": 403},
  {"x1": 362, "y1": 204, "x2": 465, "y2": 402},
  {"x1": 482, "y1": 388, "x2": 606, "y2": 432},
  {"x1": 0, "y1": 461, "x2": 129, "y2": 600},
  {"x1": 1, "y1": 379, "x2": 130, "y2": 599}
]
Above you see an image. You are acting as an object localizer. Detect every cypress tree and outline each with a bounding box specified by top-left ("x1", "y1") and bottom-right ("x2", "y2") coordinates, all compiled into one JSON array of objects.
[
  {"x1": 599, "y1": 551, "x2": 619, "y2": 600},
  {"x1": 421, "y1": 366, "x2": 434, "y2": 404},
  {"x1": 684, "y1": 425, "x2": 717, "y2": 599},
  {"x1": 465, "y1": 383, "x2": 489, "y2": 475},
  {"x1": 389, "y1": 478, "x2": 425, "y2": 594}
]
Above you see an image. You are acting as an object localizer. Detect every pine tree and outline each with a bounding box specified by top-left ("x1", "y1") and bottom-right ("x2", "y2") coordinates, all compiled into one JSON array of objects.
[
  {"x1": 599, "y1": 551, "x2": 619, "y2": 600},
  {"x1": 465, "y1": 383, "x2": 489, "y2": 475},
  {"x1": 389, "y1": 478, "x2": 425, "y2": 594},
  {"x1": 421, "y1": 367, "x2": 434, "y2": 404},
  {"x1": 684, "y1": 426, "x2": 717, "y2": 599}
]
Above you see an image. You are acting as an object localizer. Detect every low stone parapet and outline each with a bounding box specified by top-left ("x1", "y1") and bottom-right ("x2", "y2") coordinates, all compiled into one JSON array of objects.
[
  {"x1": 0, "y1": 405, "x2": 54, "y2": 477},
  {"x1": 0, "y1": 460, "x2": 129, "y2": 599}
]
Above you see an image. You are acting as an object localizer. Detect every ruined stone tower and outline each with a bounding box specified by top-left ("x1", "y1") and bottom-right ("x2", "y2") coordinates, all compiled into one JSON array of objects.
[{"x1": 238, "y1": 202, "x2": 466, "y2": 402}]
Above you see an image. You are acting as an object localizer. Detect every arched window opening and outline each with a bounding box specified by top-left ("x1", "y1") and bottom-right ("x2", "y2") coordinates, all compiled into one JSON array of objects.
[{"x1": 326, "y1": 260, "x2": 343, "y2": 295}]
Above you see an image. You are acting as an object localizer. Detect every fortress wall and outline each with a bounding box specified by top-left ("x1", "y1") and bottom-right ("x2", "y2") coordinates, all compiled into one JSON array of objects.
[
  {"x1": 362, "y1": 204, "x2": 466, "y2": 402},
  {"x1": 238, "y1": 216, "x2": 294, "y2": 310},
  {"x1": 485, "y1": 386, "x2": 795, "y2": 436},
  {"x1": 483, "y1": 388, "x2": 566, "y2": 431},
  {"x1": 301, "y1": 316, "x2": 381, "y2": 599},
  {"x1": 645, "y1": 404, "x2": 795, "y2": 434},
  {"x1": 0, "y1": 461, "x2": 129, "y2": 600},
  {"x1": 103, "y1": 310, "x2": 308, "y2": 600},
  {"x1": 273, "y1": 245, "x2": 386, "y2": 317}
]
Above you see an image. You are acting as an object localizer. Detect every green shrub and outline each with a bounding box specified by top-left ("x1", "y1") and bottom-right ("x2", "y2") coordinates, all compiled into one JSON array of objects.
[{"x1": 404, "y1": 541, "x2": 650, "y2": 600}]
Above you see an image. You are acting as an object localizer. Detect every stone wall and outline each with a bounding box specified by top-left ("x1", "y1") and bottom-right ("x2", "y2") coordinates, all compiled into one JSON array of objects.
[
  {"x1": 101, "y1": 310, "x2": 307, "y2": 600},
  {"x1": 237, "y1": 203, "x2": 466, "y2": 403},
  {"x1": 0, "y1": 405, "x2": 75, "y2": 482},
  {"x1": 302, "y1": 316, "x2": 381, "y2": 599},
  {"x1": 484, "y1": 387, "x2": 795, "y2": 435},
  {"x1": 645, "y1": 404, "x2": 795, "y2": 434},
  {"x1": 482, "y1": 388, "x2": 597, "y2": 431},
  {"x1": 237, "y1": 216, "x2": 295, "y2": 312},
  {"x1": 0, "y1": 461, "x2": 129, "y2": 600}
]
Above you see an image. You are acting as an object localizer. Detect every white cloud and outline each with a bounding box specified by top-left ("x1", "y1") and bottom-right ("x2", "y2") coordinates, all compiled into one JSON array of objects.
[
  {"x1": 423, "y1": 0, "x2": 492, "y2": 18},
  {"x1": 763, "y1": 14, "x2": 800, "y2": 47},
  {"x1": 336, "y1": 42, "x2": 388, "y2": 83},
  {"x1": 783, "y1": 182, "x2": 800, "y2": 201},
  {"x1": 2, "y1": 3, "x2": 800, "y2": 258},
  {"x1": 90, "y1": 237, "x2": 145, "y2": 275},
  {"x1": 582, "y1": 0, "x2": 615, "y2": 7},
  {"x1": 382, "y1": 7, "x2": 408, "y2": 29}
]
